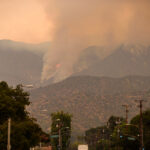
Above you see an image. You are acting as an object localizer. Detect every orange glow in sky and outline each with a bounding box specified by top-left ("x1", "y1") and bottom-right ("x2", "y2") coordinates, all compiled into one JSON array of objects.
[{"x1": 56, "y1": 64, "x2": 61, "y2": 68}]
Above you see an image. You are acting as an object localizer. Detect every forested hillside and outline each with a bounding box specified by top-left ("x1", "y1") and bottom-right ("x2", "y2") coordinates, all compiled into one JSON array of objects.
[{"x1": 29, "y1": 76, "x2": 150, "y2": 134}]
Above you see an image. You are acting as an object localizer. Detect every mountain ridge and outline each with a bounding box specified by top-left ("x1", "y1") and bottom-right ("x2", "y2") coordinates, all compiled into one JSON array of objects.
[
  {"x1": 29, "y1": 75, "x2": 150, "y2": 134},
  {"x1": 74, "y1": 44, "x2": 150, "y2": 77},
  {"x1": 0, "y1": 40, "x2": 50, "y2": 86}
]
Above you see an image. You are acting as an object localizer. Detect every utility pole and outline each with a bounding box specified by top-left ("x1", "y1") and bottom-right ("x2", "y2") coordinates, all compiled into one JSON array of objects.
[
  {"x1": 135, "y1": 100, "x2": 146, "y2": 150},
  {"x1": 122, "y1": 104, "x2": 130, "y2": 124},
  {"x1": 116, "y1": 118, "x2": 121, "y2": 150},
  {"x1": 56, "y1": 119, "x2": 62, "y2": 150},
  {"x1": 58, "y1": 126, "x2": 62, "y2": 150},
  {"x1": 7, "y1": 118, "x2": 11, "y2": 150},
  {"x1": 106, "y1": 122, "x2": 110, "y2": 150}
]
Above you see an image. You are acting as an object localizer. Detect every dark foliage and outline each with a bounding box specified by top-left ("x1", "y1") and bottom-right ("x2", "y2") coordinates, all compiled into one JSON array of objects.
[
  {"x1": 0, "y1": 81, "x2": 43, "y2": 150},
  {"x1": 51, "y1": 111, "x2": 72, "y2": 150}
]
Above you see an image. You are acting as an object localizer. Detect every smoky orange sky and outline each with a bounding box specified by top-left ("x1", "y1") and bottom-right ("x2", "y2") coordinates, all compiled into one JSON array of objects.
[
  {"x1": 0, "y1": 0, "x2": 53, "y2": 43},
  {"x1": 1, "y1": 0, "x2": 150, "y2": 82},
  {"x1": 41, "y1": 0, "x2": 150, "y2": 82}
]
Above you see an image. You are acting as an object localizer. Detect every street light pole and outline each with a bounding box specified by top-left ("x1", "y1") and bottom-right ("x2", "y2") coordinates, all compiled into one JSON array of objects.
[
  {"x1": 58, "y1": 126, "x2": 62, "y2": 150},
  {"x1": 106, "y1": 122, "x2": 111, "y2": 150},
  {"x1": 21, "y1": 84, "x2": 34, "y2": 88},
  {"x1": 56, "y1": 119, "x2": 62, "y2": 150},
  {"x1": 116, "y1": 118, "x2": 121, "y2": 150},
  {"x1": 7, "y1": 118, "x2": 11, "y2": 150},
  {"x1": 117, "y1": 128, "x2": 120, "y2": 150}
]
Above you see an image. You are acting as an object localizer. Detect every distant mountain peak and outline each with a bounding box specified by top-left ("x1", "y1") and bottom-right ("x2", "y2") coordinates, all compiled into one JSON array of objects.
[{"x1": 122, "y1": 44, "x2": 148, "y2": 56}]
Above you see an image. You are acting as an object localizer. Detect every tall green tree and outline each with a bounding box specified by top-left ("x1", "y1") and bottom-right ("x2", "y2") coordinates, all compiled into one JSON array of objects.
[
  {"x1": 51, "y1": 111, "x2": 72, "y2": 150},
  {"x1": 0, "y1": 81, "x2": 43, "y2": 150}
]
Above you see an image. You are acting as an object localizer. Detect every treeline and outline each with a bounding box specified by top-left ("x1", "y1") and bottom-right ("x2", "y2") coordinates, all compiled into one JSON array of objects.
[
  {"x1": 0, "y1": 81, "x2": 49, "y2": 150},
  {"x1": 85, "y1": 110, "x2": 150, "y2": 150}
]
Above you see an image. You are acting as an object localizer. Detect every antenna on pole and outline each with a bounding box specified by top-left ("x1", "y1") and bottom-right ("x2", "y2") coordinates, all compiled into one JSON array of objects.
[{"x1": 122, "y1": 104, "x2": 130, "y2": 124}]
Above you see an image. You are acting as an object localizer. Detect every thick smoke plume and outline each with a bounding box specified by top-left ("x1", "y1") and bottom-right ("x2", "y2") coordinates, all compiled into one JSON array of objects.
[{"x1": 41, "y1": 0, "x2": 150, "y2": 82}]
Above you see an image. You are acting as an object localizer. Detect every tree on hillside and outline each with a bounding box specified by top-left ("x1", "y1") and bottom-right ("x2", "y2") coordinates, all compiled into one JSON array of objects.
[
  {"x1": 0, "y1": 81, "x2": 43, "y2": 150},
  {"x1": 108, "y1": 116, "x2": 125, "y2": 132},
  {"x1": 111, "y1": 110, "x2": 150, "y2": 150},
  {"x1": 111, "y1": 123, "x2": 140, "y2": 150},
  {"x1": 85, "y1": 116, "x2": 125, "y2": 150},
  {"x1": 51, "y1": 111, "x2": 72, "y2": 150}
]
